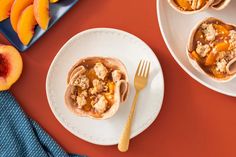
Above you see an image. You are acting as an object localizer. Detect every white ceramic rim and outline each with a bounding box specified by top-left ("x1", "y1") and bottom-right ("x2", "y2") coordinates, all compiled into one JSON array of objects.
[
  {"x1": 46, "y1": 28, "x2": 165, "y2": 145},
  {"x1": 156, "y1": 0, "x2": 236, "y2": 97}
]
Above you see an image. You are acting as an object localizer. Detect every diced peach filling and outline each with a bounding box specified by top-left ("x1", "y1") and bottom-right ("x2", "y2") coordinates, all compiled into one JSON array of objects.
[
  {"x1": 205, "y1": 42, "x2": 229, "y2": 66},
  {"x1": 174, "y1": 0, "x2": 207, "y2": 11}
]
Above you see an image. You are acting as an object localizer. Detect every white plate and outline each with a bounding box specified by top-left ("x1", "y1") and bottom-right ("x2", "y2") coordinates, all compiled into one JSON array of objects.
[
  {"x1": 157, "y1": 0, "x2": 236, "y2": 97},
  {"x1": 46, "y1": 28, "x2": 164, "y2": 145}
]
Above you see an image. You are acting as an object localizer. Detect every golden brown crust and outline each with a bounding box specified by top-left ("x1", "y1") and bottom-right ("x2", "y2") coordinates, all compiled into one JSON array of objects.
[
  {"x1": 211, "y1": 0, "x2": 231, "y2": 10},
  {"x1": 211, "y1": 0, "x2": 224, "y2": 6}
]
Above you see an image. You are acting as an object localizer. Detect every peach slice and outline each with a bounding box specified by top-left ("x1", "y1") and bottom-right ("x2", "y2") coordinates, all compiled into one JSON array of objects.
[
  {"x1": 205, "y1": 42, "x2": 230, "y2": 66},
  {"x1": 17, "y1": 5, "x2": 37, "y2": 45},
  {"x1": 0, "y1": 0, "x2": 14, "y2": 22},
  {"x1": 214, "y1": 24, "x2": 229, "y2": 36},
  {"x1": 34, "y1": 0, "x2": 50, "y2": 30},
  {"x1": 0, "y1": 45, "x2": 23, "y2": 91},
  {"x1": 174, "y1": 0, "x2": 192, "y2": 10},
  {"x1": 50, "y1": 0, "x2": 59, "y2": 3},
  {"x1": 10, "y1": 0, "x2": 33, "y2": 32}
]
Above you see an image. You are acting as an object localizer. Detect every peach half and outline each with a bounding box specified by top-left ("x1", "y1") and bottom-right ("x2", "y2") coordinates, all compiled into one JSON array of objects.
[
  {"x1": 17, "y1": 5, "x2": 37, "y2": 46},
  {"x1": 0, "y1": 45, "x2": 23, "y2": 91},
  {"x1": 34, "y1": 0, "x2": 50, "y2": 30},
  {"x1": 10, "y1": 0, "x2": 33, "y2": 32},
  {"x1": 0, "y1": 0, "x2": 14, "y2": 22}
]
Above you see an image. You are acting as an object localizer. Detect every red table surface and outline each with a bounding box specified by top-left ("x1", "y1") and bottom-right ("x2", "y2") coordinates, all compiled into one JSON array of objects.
[{"x1": 1, "y1": 0, "x2": 236, "y2": 156}]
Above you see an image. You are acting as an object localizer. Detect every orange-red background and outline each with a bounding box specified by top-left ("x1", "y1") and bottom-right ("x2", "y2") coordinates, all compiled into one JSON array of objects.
[{"x1": 1, "y1": 0, "x2": 236, "y2": 156}]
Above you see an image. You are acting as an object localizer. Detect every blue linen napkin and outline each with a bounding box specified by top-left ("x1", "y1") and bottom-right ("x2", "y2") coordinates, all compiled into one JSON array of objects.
[{"x1": 0, "y1": 91, "x2": 85, "y2": 157}]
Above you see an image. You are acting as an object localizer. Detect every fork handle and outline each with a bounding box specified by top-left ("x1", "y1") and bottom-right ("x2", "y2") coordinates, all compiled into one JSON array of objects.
[{"x1": 118, "y1": 91, "x2": 140, "y2": 152}]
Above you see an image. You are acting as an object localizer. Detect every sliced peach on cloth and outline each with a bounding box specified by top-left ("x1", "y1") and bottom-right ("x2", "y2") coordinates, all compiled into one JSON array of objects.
[
  {"x1": 0, "y1": 0, "x2": 14, "y2": 22},
  {"x1": 34, "y1": 0, "x2": 50, "y2": 30},
  {"x1": 17, "y1": 5, "x2": 37, "y2": 45},
  {"x1": 10, "y1": 0, "x2": 33, "y2": 31},
  {"x1": 0, "y1": 45, "x2": 23, "y2": 91}
]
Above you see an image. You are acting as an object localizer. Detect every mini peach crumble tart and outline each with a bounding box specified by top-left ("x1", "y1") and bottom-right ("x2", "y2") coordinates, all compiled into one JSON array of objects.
[
  {"x1": 65, "y1": 57, "x2": 129, "y2": 119},
  {"x1": 187, "y1": 17, "x2": 236, "y2": 81},
  {"x1": 168, "y1": 0, "x2": 214, "y2": 14}
]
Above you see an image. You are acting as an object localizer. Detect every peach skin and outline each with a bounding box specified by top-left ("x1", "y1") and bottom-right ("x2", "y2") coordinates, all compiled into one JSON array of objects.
[
  {"x1": 17, "y1": 5, "x2": 37, "y2": 45},
  {"x1": 34, "y1": 0, "x2": 50, "y2": 30},
  {"x1": 0, "y1": 0, "x2": 14, "y2": 22},
  {"x1": 10, "y1": 0, "x2": 33, "y2": 31},
  {"x1": 0, "y1": 45, "x2": 23, "y2": 91}
]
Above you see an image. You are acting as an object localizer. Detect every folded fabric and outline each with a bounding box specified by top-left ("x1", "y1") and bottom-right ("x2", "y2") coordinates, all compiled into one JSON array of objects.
[{"x1": 0, "y1": 91, "x2": 85, "y2": 157}]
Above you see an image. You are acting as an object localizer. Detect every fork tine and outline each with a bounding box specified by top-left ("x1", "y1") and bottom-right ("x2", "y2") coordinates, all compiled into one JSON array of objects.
[
  {"x1": 135, "y1": 60, "x2": 142, "y2": 76},
  {"x1": 145, "y1": 62, "x2": 151, "y2": 78},
  {"x1": 139, "y1": 60, "x2": 146, "y2": 76},
  {"x1": 143, "y1": 60, "x2": 149, "y2": 77}
]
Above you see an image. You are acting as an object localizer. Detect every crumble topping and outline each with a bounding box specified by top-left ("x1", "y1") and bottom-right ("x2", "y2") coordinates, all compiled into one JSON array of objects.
[
  {"x1": 69, "y1": 62, "x2": 125, "y2": 115},
  {"x1": 94, "y1": 96, "x2": 108, "y2": 114},
  {"x1": 73, "y1": 75, "x2": 90, "y2": 90},
  {"x1": 89, "y1": 79, "x2": 106, "y2": 95},
  {"x1": 196, "y1": 42, "x2": 211, "y2": 57},
  {"x1": 202, "y1": 23, "x2": 217, "y2": 41},
  {"x1": 76, "y1": 95, "x2": 87, "y2": 109},
  {"x1": 216, "y1": 59, "x2": 227, "y2": 72},
  {"x1": 229, "y1": 30, "x2": 236, "y2": 50},
  {"x1": 94, "y1": 62, "x2": 108, "y2": 80}
]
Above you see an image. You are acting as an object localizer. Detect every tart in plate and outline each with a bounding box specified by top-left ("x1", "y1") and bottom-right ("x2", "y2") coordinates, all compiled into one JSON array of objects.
[
  {"x1": 187, "y1": 17, "x2": 236, "y2": 82},
  {"x1": 65, "y1": 57, "x2": 129, "y2": 119},
  {"x1": 168, "y1": 0, "x2": 231, "y2": 14}
]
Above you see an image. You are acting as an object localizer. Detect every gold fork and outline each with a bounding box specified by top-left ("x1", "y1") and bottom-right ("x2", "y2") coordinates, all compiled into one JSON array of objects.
[{"x1": 118, "y1": 60, "x2": 151, "y2": 152}]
